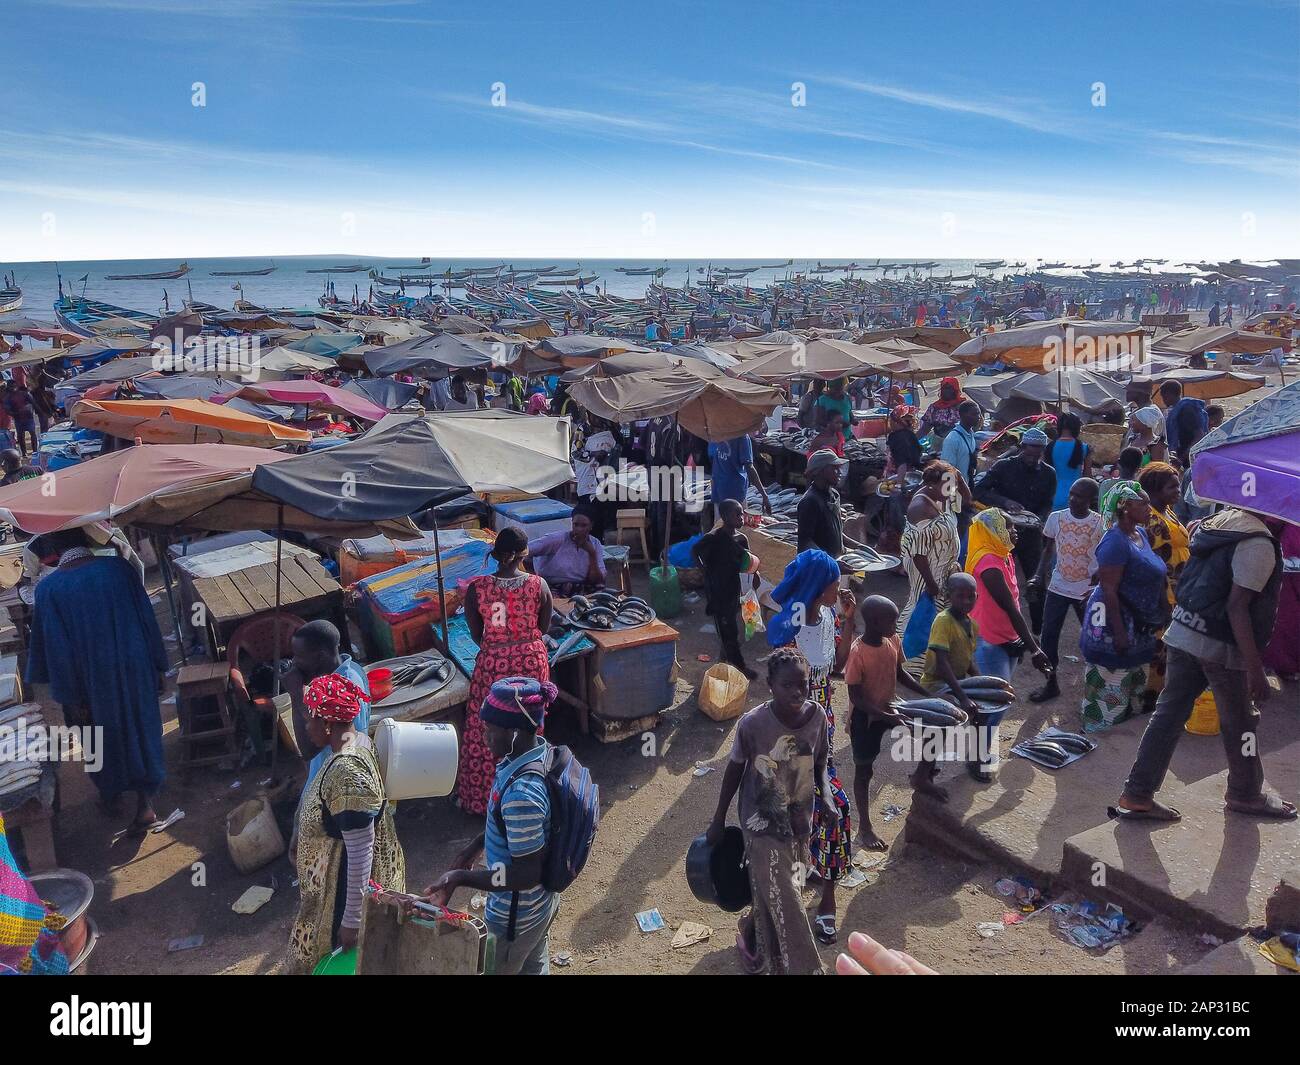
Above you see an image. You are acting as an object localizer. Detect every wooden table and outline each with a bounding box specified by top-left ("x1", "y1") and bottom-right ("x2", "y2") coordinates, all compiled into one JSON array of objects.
[{"x1": 184, "y1": 552, "x2": 346, "y2": 659}]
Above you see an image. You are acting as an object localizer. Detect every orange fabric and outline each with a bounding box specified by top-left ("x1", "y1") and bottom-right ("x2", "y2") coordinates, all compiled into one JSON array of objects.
[{"x1": 72, "y1": 398, "x2": 311, "y2": 446}]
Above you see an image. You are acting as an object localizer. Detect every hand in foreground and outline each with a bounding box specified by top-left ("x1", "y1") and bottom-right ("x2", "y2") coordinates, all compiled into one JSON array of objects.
[
  {"x1": 835, "y1": 931, "x2": 937, "y2": 975},
  {"x1": 336, "y1": 925, "x2": 359, "y2": 951}
]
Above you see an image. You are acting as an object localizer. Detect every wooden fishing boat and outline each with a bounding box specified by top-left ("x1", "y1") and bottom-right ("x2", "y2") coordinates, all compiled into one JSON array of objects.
[
  {"x1": 385, "y1": 257, "x2": 432, "y2": 269},
  {"x1": 0, "y1": 274, "x2": 21, "y2": 314},
  {"x1": 211, "y1": 262, "x2": 277, "y2": 276},
  {"x1": 532, "y1": 274, "x2": 598, "y2": 287},
  {"x1": 105, "y1": 261, "x2": 190, "y2": 281},
  {"x1": 307, "y1": 263, "x2": 366, "y2": 273},
  {"x1": 54, "y1": 293, "x2": 157, "y2": 336}
]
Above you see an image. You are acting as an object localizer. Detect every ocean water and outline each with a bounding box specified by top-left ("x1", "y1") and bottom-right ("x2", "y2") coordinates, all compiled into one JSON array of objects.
[{"x1": 0, "y1": 256, "x2": 1022, "y2": 319}]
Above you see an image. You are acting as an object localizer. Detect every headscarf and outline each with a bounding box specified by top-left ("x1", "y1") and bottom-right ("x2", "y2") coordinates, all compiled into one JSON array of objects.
[
  {"x1": 480, "y1": 675, "x2": 559, "y2": 734},
  {"x1": 931, "y1": 376, "x2": 969, "y2": 410},
  {"x1": 304, "y1": 673, "x2": 367, "y2": 724},
  {"x1": 1100, "y1": 479, "x2": 1144, "y2": 528},
  {"x1": 766, "y1": 549, "x2": 840, "y2": 647},
  {"x1": 527, "y1": 392, "x2": 550, "y2": 416},
  {"x1": 890, "y1": 403, "x2": 918, "y2": 429},
  {"x1": 964, "y1": 508, "x2": 1014, "y2": 574}
]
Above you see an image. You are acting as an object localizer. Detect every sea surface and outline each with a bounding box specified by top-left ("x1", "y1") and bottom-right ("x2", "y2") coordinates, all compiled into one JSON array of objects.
[{"x1": 0, "y1": 257, "x2": 1025, "y2": 320}]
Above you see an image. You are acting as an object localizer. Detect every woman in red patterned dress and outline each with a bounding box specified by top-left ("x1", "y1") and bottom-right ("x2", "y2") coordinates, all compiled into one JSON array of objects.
[{"x1": 458, "y1": 528, "x2": 553, "y2": 814}]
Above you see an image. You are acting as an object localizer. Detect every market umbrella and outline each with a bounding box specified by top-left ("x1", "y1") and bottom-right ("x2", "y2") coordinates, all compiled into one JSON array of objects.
[
  {"x1": 858, "y1": 326, "x2": 971, "y2": 355},
  {"x1": 1142, "y1": 364, "x2": 1268, "y2": 401},
  {"x1": 1151, "y1": 326, "x2": 1288, "y2": 357},
  {"x1": 952, "y1": 318, "x2": 1144, "y2": 373},
  {"x1": 216, "y1": 380, "x2": 388, "y2": 422},
  {"x1": 568, "y1": 367, "x2": 782, "y2": 441},
  {"x1": 0, "y1": 443, "x2": 293, "y2": 534},
  {"x1": 1190, "y1": 380, "x2": 1300, "y2": 525},
  {"x1": 344, "y1": 377, "x2": 419, "y2": 410},
  {"x1": 362, "y1": 409, "x2": 574, "y2": 494},
  {"x1": 0, "y1": 316, "x2": 82, "y2": 343},
  {"x1": 858, "y1": 337, "x2": 960, "y2": 381},
  {"x1": 285, "y1": 332, "x2": 364, "y2": 357},
  {"x1": 665, "y1": 342, "x2": 740, "y2": 372},
  {"x1": 128, "y1": 375, "x2": 296, "y2": 421},
  {"x1": 362, "y1": 331, "x2": 514, "y2": 378},
  {"x1": 735, "y1": 338, "x2": 886, "y2": 381},
  {"x1": 258, "y1": 346, "x2": 338, "y2": 377},
  {"x1": 71, "y1": 398, "x2": 313, "y2": 447},
  {"x1": 560, "y1": 350, "x2": 720, "y2": 382},
  {"x1": 532, "y1": 334, "x2": 655, "y2": 366}
]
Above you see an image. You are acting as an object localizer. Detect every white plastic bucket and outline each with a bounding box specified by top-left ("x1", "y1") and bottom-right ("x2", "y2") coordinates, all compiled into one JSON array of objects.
[
  {"x1": 373, "y1": 719, "x2": 460, "y2": 800},
  {"x1": 226, "y1": 796, "x2": 286, "y2": 874}
]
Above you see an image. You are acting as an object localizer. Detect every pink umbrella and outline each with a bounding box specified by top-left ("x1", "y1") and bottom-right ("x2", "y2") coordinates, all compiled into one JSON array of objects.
[{"x1": 216, "y1": 380, "x2": 388, "y2": 423}]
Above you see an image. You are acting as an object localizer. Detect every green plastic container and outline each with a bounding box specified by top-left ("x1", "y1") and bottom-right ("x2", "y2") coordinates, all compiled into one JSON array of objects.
[
  {"x1": 649, "y1": 564, "x2": 682, "y2": 618},
  {"x1": 312, "y1": 947, "x2": 357, "y2": 975}
]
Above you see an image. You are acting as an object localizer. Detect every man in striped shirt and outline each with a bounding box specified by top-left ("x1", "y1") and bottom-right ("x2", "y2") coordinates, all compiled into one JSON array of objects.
[{"x1": 424, "y1": 677, "x2": 559, "y2": 974}]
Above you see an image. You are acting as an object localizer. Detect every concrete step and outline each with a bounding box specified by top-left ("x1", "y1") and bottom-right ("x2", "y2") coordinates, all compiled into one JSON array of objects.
[{"x1": 1060, "y1": 740, "x2": 1300, "y2": 939}]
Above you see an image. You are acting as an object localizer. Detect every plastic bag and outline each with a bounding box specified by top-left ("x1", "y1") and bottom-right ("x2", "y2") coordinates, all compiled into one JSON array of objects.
[{"x1": 740, "y1": 589, "x2": 765, "y2": 640}]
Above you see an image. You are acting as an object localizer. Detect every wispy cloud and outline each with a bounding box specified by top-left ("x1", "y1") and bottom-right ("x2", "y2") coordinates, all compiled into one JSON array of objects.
[{"x1": 821, "y1": 76, "x2": 1062, "y2": 134}]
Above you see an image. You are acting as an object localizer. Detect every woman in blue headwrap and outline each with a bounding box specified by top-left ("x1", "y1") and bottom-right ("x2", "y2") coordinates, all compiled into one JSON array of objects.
[{"x1": 767, "y1": 549, "x2": 856, "y2": 944}]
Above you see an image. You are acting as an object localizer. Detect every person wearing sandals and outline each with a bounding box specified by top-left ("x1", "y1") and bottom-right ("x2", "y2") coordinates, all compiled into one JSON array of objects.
[
  {"x1": 707, "y1": 646, "x2": 829, "y2": 974},
  {"x1": 1114, "y1": 507, "x2": 1295, "y2": 823},
  {"x1": 765, "y1": 548, "x2": 857, "y2": 945}
]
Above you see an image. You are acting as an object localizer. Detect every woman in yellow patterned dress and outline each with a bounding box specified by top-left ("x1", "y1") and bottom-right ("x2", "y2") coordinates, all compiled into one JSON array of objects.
[
  {"x1": 1137, "y1": 463, "x2": 1190, "y2": 713},
  {"x1": 289, "y1": 674, "x2": 405, "y2": 973}
]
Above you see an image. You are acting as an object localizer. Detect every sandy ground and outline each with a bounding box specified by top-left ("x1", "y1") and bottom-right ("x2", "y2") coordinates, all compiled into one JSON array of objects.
[{"x1": 31, "y1": 355, "x2": 1290, "y2": 977}]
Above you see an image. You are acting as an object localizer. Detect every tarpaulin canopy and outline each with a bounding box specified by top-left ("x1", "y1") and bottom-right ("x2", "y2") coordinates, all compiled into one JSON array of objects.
[
  {"x1": 1190, "y1": 381, "x2": 1300, "y2": 525},
  {"x1": 217, "y1": 380, "x2": 388, "y2": 422},
  {"x1": 0, "y1": 443, "x2": 293, "y2": 534},
  {"x1": 345, "y1": 316, "x2": 429, "y2": 341},
  {"x1": 362, "y1": 332, "x2": 517, "y2": 379},
  {"x1": 958, "y1": 368, "x2": 1127, "y2": 413},
  {"x1": 665, "y1": 342, "x2": 740, "y2": 372},
  {"x1": 857, "y1": 337, "x2": 960, "y2": 380},
  {"x1": 568, "y1": 368, "x2": 782, "y2": 441},
  {"x1": 286, "y1": 333, "x2": 364, "y2": 357},
  {"x1": 72, "y1": 398, "x2": 312, "y2": 447},
  {"x1": 59, "y1": 336, "x2": 154, "y2": 361},
  {"x1": 344, "y1": 377, "x2": 419, "y2": 410},
  {"x1": 952, "y1": 318, "x2": 1144, "y2": 372},
  {"x1": 258, "y1": 346, "x2": 338, "y2": 376},
  {"x1": 0, "y1": 316, "x2": 82, "y2": 343},
  {"x1": 249, "y1": 418, "x2": 471, "y2": 524},
  {"x1": 1151, "y1": 326, "x2": 1286, "y2": 357},
  {"x1": 63, "y1": 355, "x2": 162, "y2": 388}
]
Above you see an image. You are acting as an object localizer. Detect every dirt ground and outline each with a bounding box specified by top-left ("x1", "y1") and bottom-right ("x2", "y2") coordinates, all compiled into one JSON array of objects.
[{"x1": 31, "y1": 355, "x2": 1289, "y2": 977}]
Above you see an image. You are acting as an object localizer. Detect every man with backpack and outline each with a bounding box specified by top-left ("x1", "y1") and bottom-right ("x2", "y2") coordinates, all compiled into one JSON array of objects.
[
  {"x1": 1115, "y1": 507, "x2": 1295, "y2": 822},
  {"x1": 423, "y1": 676, "x2": 599, "y2": 974}
]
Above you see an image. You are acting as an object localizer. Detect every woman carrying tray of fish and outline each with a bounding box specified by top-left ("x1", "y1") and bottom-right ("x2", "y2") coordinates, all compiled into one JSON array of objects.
[{"x1": 766, "y1": 549, "x2": 857, "y2": 945}]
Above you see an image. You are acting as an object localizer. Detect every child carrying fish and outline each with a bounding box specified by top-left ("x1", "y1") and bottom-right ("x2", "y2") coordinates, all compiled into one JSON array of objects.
[
  {"x1": 845, "y1": 595, "x2": 957, "y2": 850},
  {"x1": 707, "y1": 646, "x2": 829, "y2": 974}
]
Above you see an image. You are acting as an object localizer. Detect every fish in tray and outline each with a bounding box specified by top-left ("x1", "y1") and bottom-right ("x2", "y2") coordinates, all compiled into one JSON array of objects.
[
  {"x1": 387, "y1": 654, "x2": 452, "y2": 687},
  {"x1": 893, "y1": 697, "x2": 965, "y2": 726},
  {"x1": 1015, "y1": 740, "x2": 1071, "y2": 768},
  {"x1": 567, "y1": 592, "x2": 654, "y2": 629}
]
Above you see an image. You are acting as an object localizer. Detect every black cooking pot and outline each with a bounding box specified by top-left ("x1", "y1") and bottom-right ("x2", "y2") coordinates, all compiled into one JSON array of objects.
[{"x1": 685, "y1": 826, "x2": 751, "y2": 912}]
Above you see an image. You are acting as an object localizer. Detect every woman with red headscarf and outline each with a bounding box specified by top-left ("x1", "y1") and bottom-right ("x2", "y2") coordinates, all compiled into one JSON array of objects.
[
  {"x1": 919, "y1": 377, "x2": 971, "y2": 439},
  {"x1": 289, "y1": 673, "x2": 405, "y2": 972}
]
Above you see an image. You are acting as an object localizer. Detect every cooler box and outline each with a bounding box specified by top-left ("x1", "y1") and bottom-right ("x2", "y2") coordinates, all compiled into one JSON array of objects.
[
  {"x1": 492, "y1": 497, "x2": 573, "y2": 541},
  {"x1": 339, "y1": 528, "x2": 494, "y2": 588},
  {"x1": 355, "y1": 539, "x2": 498, "y2": 659}
]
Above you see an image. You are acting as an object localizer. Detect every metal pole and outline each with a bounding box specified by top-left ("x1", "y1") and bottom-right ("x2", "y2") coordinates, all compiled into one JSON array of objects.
[
  {"x1": 153, "y1": 532, "x2": 188, "y2": 666},
  {"x1": 269, "y1": 505, "x2": 284, "y2": 780},
  {"x1": 431, "y1": 515, "x2": 449, "y2": 649}
]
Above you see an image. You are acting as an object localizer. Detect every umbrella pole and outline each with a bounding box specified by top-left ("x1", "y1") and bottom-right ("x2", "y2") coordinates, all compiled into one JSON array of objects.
[
  {"x1": 153, "y1": 532, "x2": 188, "y2": 666},
  {"x1": 269, "y1": 505, "x2": 284, "y2": 781},
  {"x1": 432, "y1": 516, "x2": 449, "y2": 649}
]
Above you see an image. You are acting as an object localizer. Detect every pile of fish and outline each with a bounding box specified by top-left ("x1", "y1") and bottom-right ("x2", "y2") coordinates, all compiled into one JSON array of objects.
[
  {"x1": 753, "y1": 519, "x2": 799, "y2": 546},
  {"x1": 0, "y1": 702, "x2": 48, "y2": 799},
  {"x1": 387, "y1": 653, "x2": 452, "y2": 689},
  {"x1": 566, "y1": 590, "x2": 655, "y2": 630},
  {"x1": 897, "y1": 675, "x2": 1017, "y2": 723},
  {"x1": 843, "y1": 437, "x2": 884, "y2": 463},
  {"x1": 746, "y1": 484, "x2": 800, "y2": 517},
  {"x1": 1012, "y1": 728, "x2": 1097, "y2": 769},
  {"x1": 763, "y1": 428, "x2": 818, "y2": 452}
]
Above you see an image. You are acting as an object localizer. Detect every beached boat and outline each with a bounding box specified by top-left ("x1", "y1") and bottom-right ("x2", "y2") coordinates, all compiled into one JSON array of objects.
[
  {"x1": 758, "y1": 259, "x2": 794, "y2": 269},
  {"x1": 54, "y1": 293, "x2": 157, "y2": 336},
  {"x1": 533, "y1": 274, "x2": 598, "y2": 287},
  {"x1": 211, "y1": 263, "x2": 277, "y2": 276},
  {"x1": 104, "y1": 261, "x2": 190, "y2": 281},
  {"x1": 974, "y1": 260, "x2": 1006, "y2": 269}
]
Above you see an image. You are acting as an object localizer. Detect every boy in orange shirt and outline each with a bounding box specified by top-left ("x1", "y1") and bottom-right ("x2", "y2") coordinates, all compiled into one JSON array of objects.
[{"x1": 844, "y1": 595, "x2": 938, "y2": 850}]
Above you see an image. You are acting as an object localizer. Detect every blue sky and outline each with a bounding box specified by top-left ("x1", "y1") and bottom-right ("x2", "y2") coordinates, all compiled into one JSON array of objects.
[{"x1": 4, "y1": 0, "x2": 1298, "y2": 260}]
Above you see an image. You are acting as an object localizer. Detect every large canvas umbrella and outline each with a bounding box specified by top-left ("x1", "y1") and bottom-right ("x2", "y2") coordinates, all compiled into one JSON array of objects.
[
  {"x1": 1142, "y1": 364, "x2": 1268, "y2": 401},
  {"x1": 344, "y1": 377, "x2": 419, "y2": 410},
  {"x1": 735, "y1": 338, "x2": 888, "y2": 381},
  {"x1": 952, "y1": 318, "x2": 1144, "y2": 373},
  {"x1": 0, "y1": 443, "x2": 292, "y2": 534},
  {"x1": 568, "y1": 367, "x2": 782, "y2": 441},
  {"x1": 1151, "y1": 326, "x2": 1287, "y2": 357},
  {"x1": 217, "y1": 380, "x2": 388, "y2": 422},
  {"x1": 362, "y1": 331, "x2": 516, "y2": 379},
  {"x1": 1190, "y1": 380, "x2": 1300, "y2": 524},
  {"x1": 362, "y1": 409, "x2": 574, "y2": 494},
  {"x1": 72, "y1": 397, "x2": 312, "y2": 447}
]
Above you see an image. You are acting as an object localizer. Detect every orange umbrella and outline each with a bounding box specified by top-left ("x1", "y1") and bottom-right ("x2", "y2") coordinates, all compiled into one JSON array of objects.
[{"x1": 72, "y1": 398, "x2": 312, "y2": 448}]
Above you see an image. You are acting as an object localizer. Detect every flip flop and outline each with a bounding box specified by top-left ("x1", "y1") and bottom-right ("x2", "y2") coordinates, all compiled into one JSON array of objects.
[
  {"x1": 1225, "y1": 794, "x2": 1298, "y2": 820},
  {"x1": 1107, "y1": 802, "x2": 1182, "y2": 822},
  {"x1": 814, "y1": 914, "x2": 838, "y2": 945}
]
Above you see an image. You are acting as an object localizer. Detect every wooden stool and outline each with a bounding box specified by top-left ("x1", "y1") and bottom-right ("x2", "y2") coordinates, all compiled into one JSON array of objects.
[
  {"x1": 176, "y1": 662, "x2": 239, "y2": 772},
  {"x1": 613, "y1": 509, "x2": 652, "y2": 568},
  {"x1": 6, "y1": 795, "x2": 57, "y2": 873}
]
